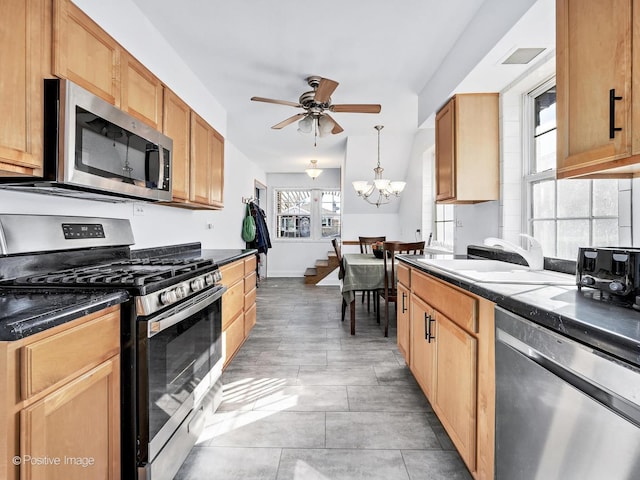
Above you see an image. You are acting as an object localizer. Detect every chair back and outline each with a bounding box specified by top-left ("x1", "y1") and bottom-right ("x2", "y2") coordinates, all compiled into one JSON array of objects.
[
  {"x1": 359, "y1": 236, "x2": 386, "y2": 254},
  {"x1": 382, "y1": 241, "x2": 425, "y2": 296},
  {"x1": 331, "y1": 238, "x2": 345, "y2": 279}
]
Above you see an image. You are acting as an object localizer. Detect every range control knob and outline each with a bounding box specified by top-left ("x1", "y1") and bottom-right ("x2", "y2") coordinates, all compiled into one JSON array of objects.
[
  {"x1": 175, "y1": 285, "x2": 188, "y2": 300},
  {"x1": 191, "y1": 278, "x2": 205, "y2": 292},
  {"x1": 581, "y1": 276, "x2": 596, "y2": 286},
  {"x1": 609, "y1": 281, "x2": 625, "y2": 292},
  {"x1": 160, "y1": 289, "x2": 177, "y2": 305}
]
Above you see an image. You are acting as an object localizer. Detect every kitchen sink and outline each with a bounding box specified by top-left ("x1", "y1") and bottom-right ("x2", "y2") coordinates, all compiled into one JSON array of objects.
[{"x1": 416, "y1": 258, "x2": 576, "y2": 285}]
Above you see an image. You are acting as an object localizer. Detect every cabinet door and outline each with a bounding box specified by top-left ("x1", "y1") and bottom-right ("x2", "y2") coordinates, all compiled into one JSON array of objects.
[
  {"x1": 435, "y1": 97, "x2": 455, "y2": 202},
  {"x1": 20, "y1": 357, "x2": 120, "y2": 480},
  {"x1": 190, "y1": 112, "x2": 213, "y2": 205},
  {"x1": 409, "y1": 295, "x2": 436, "y2": 399},
  {"x1": 53, "y1": 0, "x2": 120, "y2": 105},
  {"x1": 163, "y1": 89, "x2": 191, "y2": 201},
  {"x1": 0, "y1": 0, "x2": 48, "y2": 174},
  {"x1": 397, "y1": 282, "x2": 410, "y2": 364},
  {"x1": 209, "y1": 129, "x2": 224, "y2": 209},
  {"x1": 556, "y1": 0, "x2": 632, "y2": 177},
  {"x1": 121, "y1": 52, "x2": 163, "y2": 130},
  {"x1": 434, "y1": 312, "x2": 477, "y2": 472}
]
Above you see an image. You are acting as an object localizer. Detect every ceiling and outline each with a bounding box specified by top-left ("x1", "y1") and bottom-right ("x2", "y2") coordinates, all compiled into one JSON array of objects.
[{"x1": 128, "y1": 0, "x2": 555, "y2": 175}]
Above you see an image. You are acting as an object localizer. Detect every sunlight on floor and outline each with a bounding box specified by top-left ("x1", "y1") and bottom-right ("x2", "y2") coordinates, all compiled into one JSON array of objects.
[{"x1": 294, "y1": 460, "x2": 332, "y2": 480}]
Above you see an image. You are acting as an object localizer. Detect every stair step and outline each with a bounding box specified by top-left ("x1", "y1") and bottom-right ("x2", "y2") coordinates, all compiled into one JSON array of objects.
[
  {"x1": 315, "y1": 259, "x2": 329, "y2": 268},
  {"x1": 304, "y1": 267, "x2": 317, "y2": 277}
]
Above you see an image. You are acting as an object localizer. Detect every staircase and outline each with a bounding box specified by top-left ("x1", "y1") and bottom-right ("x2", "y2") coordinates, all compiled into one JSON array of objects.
[{"x1": 304, "y1": 249, "x2": 340, "y2": 284}]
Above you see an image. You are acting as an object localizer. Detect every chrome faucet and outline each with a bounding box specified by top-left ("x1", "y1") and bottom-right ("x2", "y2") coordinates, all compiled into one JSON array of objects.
[{"x1": 483, "y1": 234, "x2": 544, "y2": 270}]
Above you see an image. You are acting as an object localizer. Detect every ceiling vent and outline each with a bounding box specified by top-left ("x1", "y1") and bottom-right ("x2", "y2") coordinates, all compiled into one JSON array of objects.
[{"x1": 501, "y1": 48, "x2": 546, "y2": 65}]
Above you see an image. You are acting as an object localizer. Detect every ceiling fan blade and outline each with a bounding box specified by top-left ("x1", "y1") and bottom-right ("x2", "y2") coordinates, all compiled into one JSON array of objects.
[
  {"x1": 251, "y1": 96, "x2": 301, "y2": 108},
  {"x1": 330, "y1": 104, "x2": 382, "y2": 114},
  {"x1": 314, "y1": 78, "x2": 339, "y2": 103},
  {"x1": 323, "y1": 114, "x2": 344, "y2": 134},
  {"x1": 271, "y1": 113, "x2": 306, "y2": 129}
]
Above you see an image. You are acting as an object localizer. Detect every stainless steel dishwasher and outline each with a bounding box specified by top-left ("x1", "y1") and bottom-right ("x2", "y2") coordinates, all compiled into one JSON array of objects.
[{"x1": 495, "y1": 306, "x2": 640, "y2": 480}]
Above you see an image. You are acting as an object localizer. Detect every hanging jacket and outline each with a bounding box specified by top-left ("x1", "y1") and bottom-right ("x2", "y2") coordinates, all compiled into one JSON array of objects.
[{"x1": 248, "y1": 202, "x2": 272, "y2": 254}]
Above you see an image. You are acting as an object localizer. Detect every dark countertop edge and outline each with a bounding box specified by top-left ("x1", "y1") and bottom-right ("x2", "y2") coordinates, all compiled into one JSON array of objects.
[
  {"x1": 0, "y1": 291, "x2": 129, "y2": 341},
  {"x1": 399, "y1": 255, "x2": 640, "y2": 369},
  {"x1": 200, "y1": 249, "x2": 257, "y2": 267}
]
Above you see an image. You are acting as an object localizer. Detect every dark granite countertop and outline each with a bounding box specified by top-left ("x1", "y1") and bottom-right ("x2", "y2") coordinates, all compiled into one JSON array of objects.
[
  {"x1": 200, "y1": 249, "x2": 257, "y2": 266},
  {"x1": 0, "y1": 290, "x2": 129, "y2": 341},
  {"x1": 399, "y1": 255, "x2": 640, "y2": 369}
]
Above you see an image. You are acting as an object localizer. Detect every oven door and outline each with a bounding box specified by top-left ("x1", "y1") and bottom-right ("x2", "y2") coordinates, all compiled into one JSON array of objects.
[{"x1": 136, "y1": 284, "x2": 224, "y2": 471}]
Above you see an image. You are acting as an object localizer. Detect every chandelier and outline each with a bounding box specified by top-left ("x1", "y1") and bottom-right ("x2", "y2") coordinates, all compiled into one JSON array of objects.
[
  {"x1": 352, "y1": 125, "x2": 406, "y2": 207},
  {"x1": 305, "y1": 159, "x2": 322, "y2": 179}
]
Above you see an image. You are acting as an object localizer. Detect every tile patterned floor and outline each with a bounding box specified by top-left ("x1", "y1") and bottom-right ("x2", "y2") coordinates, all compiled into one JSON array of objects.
[{"x1": 175, "y1": 278, "x2": 472, "y2": 480}]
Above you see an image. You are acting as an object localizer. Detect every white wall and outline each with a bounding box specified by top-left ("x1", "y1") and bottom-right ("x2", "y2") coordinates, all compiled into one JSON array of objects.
[{"x1": 0, "y1": 0, "x2": 266, "y2": 252}]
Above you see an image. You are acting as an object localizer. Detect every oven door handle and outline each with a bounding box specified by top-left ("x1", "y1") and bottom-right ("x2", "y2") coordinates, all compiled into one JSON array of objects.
[{"x1": 148, "y1": 285, "x2": 226, "y2": 337}]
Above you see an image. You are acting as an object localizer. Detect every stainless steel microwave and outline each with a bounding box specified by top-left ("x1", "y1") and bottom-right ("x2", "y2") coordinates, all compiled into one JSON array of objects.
[{"x1": 0, "y1": 79, "x2": 172, "y2": 202}]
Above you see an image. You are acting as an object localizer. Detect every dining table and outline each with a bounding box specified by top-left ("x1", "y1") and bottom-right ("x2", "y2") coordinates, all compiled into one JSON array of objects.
[{"x1": 341, "y1": 252, "x2": 390, "y2": 335}]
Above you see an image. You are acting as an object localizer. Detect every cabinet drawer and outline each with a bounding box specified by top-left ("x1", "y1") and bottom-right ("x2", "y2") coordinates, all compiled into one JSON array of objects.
[
  {"x1": 220, "y1": 260, "x2": 244, "y2": 287},
  {"x1": 245, "y1": 271, "x2": 257, "y2": 293},
  {"x1": 224, "y1": 313, "x2": 244, "y2": 366},
  {"x1": 412, "y1": 271, "x2": 477, "y2": 333},
  {"x1": 21, "y1": 308, "x2": 120, "y2": 399},
  {"x1": 397, "y1": 264, "x2": 410, "y2": 287},
  {"x1": 244, "y1": 303, "x2": 257, "y2": 335},
  {"x1": 222, "y1": 280, "x2": 244, "y2": 329},
  {"x1": 244, "y1": 287, "x2": 256, "y2": 311},
  {"x1": 244, "y1": 254, "x2": 257, "y2": 274}
]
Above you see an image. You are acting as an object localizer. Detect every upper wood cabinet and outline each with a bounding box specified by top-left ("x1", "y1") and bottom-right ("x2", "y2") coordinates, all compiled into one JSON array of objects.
[
  {"x1": 163, "y1": 88, "x2": 191, "y2": 202},
  {"x1": 190, "y1": 112, "x2": 224, "y2": 209},
  {"x1": 53, "y1": 0, "x2": 120, "y2": 105},
  {"x1": 556, "y1": 0, "x2": 640, "y2": 178},
  {"x1": 121, "y1": 52, "x2": 163, "y2": 131},
  {"x1": 0, "y1": 0, "x2": 50, "y2": 176},
  {"x1": 435, "y1": 93, "x2": 499, "y2": 203}
]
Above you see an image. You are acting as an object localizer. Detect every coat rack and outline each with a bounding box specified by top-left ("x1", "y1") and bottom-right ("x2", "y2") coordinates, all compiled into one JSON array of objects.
[{"x1": 242, "y1": 196, "x2": 254, "y2": 204}]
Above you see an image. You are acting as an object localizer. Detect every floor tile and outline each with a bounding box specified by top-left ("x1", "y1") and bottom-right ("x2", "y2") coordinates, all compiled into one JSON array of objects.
[
  {"x1": 174, "y1": 446, "x2": 281, "y2": 480},
  {"x1": 296, "y1": 366, "x2": 379, "y2": 386},
  {"x1": 202, "y1": 410, "x2": 325, "y2": 448},
  {"x1": 326, "y1": 412, "x2": 440, "y2": 449},
  {"x1": 347, "y1": 385, "x2": 432, "y2": 412},
  {"x1": 276, "y1": 448, "x2": 410, "y2": 480},
  {"x1": 253, "y1": 385, "x2": 349, "y2": 411},
  {"x1": 402, "y1": 450, "x2": 473, "y2": 480}
]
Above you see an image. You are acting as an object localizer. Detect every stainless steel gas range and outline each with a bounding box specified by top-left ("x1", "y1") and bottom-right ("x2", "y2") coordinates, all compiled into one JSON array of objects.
[{"x1": 0, "y1": 214, "x2": 225, "y2": 480}]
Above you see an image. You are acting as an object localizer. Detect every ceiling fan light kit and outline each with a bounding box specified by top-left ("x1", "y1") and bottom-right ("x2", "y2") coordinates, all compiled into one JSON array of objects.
[
  {"x1": 305, "y1": 159, "x2": 322, "y2": 180},
  {"x1": 352, "y1": 125, "x2": 406, "y2": 208}
]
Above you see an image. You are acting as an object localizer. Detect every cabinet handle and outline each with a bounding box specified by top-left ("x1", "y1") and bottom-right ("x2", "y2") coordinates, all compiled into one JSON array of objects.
[
  {"x1": 424, "y1": 313, "x2": 429, "y2": 341},
  {"x1": 609, "y1": 88, "x2": 623, "y2": 139},
  {"x1": 427, "y1": 314, "x2": 436, "y2": 343},
  {"x1": 402, "y1": 292, "x2": 407, "y2": 313}
]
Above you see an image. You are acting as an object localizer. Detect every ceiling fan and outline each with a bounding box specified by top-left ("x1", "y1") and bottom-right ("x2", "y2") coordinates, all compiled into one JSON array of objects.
[{"x1": 251, "y1": 76, "x2": 381, "y2": 139}]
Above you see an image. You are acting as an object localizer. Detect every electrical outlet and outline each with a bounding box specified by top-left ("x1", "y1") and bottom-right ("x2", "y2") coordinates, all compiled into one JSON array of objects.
[
  {"x1": 416, "y1": 228, "x2": 421, "y2": 234},
  {"x1": 206, "y1": 222, "x2": 214, "y2": 230},
  {"x1": 133, "y1": 203, "x2": 146, "y2": 216}
]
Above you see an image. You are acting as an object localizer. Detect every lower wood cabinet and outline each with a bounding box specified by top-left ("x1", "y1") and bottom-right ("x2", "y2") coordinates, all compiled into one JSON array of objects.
[
  {"x1": 406, "y1": 267, "x2": 495, "y2": 480},
  {"x1": 396, "y1": 264, "x2": 411, "y2": 363},
  {"x1": 0, "y1": 305, "x2": 121, "y2": 480},
  {"x1": 220, "y1": 254, "x2": 257, "y2": 368}
]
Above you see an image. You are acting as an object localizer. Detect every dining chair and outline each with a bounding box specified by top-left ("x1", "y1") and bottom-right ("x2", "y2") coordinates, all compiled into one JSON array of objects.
[
  {"x1": 377, "y1": 241, "x2": 425, "y2": 337},
  {"x1": 359, "y1": 236, "x2": 386, "y2": 311}
]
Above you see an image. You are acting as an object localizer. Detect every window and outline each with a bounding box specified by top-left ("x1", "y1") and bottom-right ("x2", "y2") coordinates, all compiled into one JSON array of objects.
[
  {"x1": 525, "y1": 82, "x2": 625, "y2": 259},
  {"x1": 275, "y1": 189, "x2": 341, "y2": 240},
  {"x1": 434, "y1": 204, "x2": 454, "y2": 250}
]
